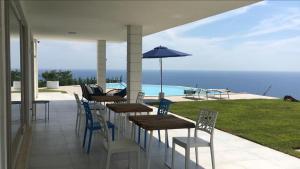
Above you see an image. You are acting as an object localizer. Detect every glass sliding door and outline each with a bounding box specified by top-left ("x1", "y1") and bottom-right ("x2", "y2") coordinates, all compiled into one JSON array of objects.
[{"x1": 9, "y1": 4, "x2": 23, "y2": 164}]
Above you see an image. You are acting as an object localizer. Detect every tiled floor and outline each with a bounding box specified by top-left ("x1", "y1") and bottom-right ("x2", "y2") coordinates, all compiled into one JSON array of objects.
[{"x1": 28, "y1": 93, "x2": 300, "y2": 169}]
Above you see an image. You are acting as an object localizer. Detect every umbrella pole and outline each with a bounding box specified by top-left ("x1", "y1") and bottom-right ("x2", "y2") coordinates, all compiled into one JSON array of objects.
[{"x1": 160, "y1": 58, "x2": 162, "y2": 94}]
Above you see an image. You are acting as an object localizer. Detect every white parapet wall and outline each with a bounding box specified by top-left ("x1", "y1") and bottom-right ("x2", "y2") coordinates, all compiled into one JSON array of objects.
[
  {"x1": 46, "y1": 81, "x2": 59, "y2": 89},
  {"x1": 13, "y1": 81, "x2": 21, "y2": 90}
]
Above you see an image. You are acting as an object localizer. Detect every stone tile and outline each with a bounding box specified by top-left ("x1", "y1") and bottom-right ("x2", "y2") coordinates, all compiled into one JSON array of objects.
[{"x1": 28, "y1": 94, "x2": 300, "y2": 169}]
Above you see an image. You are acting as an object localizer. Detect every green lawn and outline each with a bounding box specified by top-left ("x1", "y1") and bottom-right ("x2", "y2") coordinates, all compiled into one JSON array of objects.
[
  {"x1": 38, "y1": 88, "x2": 67, "y2": 93},
  {"x1": 12, "y1": 88, "x2": 67, "y2": 93},
  {"x1": 167, "y1": 99, "x2": 300, "y2": 158}
]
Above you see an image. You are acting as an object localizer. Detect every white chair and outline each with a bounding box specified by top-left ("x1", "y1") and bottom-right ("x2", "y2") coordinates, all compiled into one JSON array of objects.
[
  {"x1": 136, "y1": 91, "x2": 145, "y2": 104},
  {"x1": 74, "y1": 93, "x2": 84, "y2": 134},
  {"x1": 172, "y1": 110, "x2": 218, "y2": 169},
  {"x1": 96, "y1": 114, "x2": 141, "y2": 169},
  {"x1": 74, "y1": 93, "x2": 106, "y2": 135}
]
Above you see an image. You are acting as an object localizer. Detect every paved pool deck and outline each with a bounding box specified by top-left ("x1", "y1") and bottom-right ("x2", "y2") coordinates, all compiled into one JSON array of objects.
[{"x1": 58, "y1": 85, "x2": 277, "y2": 103}]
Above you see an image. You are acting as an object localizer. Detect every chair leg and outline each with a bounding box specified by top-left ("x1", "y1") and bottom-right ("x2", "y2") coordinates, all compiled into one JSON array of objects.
[
  {"x1": 78, "y1": 114, "x2": 82, "y2": 135},
  {"x1": 111, "y1": 126, "x2": 115, "y2": 141},
  {"x1": 195, "y1": 146, "x2": 199, "y2": 166},
  {"x1": 171, "y1": 142, "x2": 175, "y2": 169},
  {"x1": 75, "y1": 113, "x2": 79, "y2": 133},
  {"x1": 144, "y1": 129, "x2": 147, "y2": 149},
  {"x1": 106, "y1": 151, "x2": 111, "y2": 169},
  {"x1": 210, "y1": 144, "x2": 215, "y2": 169},
  {"x1": 82, "y1": 127, "x2": 87, "y2": 147},
  {"x1": 87, "y1": 130, "x2": 93, "y2": 153},
  {"x1": 137, "y1": 149, "x2": 140, "y2": 169},
  {"x1": 128, "y1": 152, "x2": 131, "y2": 169},
  {"x1": 185, "y1": 147, "x2": 190, "y2": 169},
  {"x1": 158, "y1": 129, "x2": 161, "y2": 142},
  {"x1": 138, "y1": 127, "x2": 141, "y2": 144}
]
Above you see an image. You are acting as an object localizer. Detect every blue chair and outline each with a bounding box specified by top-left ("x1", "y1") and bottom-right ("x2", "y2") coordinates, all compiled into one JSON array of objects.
[
  {"x1": 139, "y1": 99, "x2": 171, "y2": 148},
  {"x1": 157, "y1": 99, "x2": 171, "y2": 145},
  {"x1": 82, "y1": 102, "x2": 115, "y2": 153}
]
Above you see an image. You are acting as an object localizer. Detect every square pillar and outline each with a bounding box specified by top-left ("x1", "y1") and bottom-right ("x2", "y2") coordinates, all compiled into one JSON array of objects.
[
  {"x1": 127, "y1": 25, "x2": 142, "y2": 103},
  {"x1": 23, "y1": 29, "x2": 34, "y2": 126},
  {"x1": 33, "y1": 39, "x2": 38, "y2": 99},
  {"x1": 97, "y1": 40, "x2": 106, "y2": 91}
]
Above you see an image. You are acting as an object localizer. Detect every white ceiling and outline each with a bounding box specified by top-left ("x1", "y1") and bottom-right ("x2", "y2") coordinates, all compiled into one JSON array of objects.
[{"x1": 20, "y1": 0, "x2": 260, "y2": 41}]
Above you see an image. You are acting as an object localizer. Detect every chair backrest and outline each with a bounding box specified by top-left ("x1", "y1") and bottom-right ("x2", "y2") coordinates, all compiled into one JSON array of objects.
[
  {"x1": 195, "y1": 110, "x2": 218, "y2": 137},
  {"x1": 157, "y1": 99, "x2": 171, "y2": 116},
  {"x1": 74, "y1": 93, "x2": 82, "y2": 113},
  {"x1": 80, "y1": 84, "x2": 91, "y2": 100},
  {"x1": 82, "y1": 102, "x2": 94, "y2": 126},
  {"x1": 114, "y1": 88, "x2": 127, "y2": 98},
  {"x1": 91, "y1": 85, "x2": 106, "y2": 96},
  {"x1": 136, "y1": 91, "x2": 145, "y2": 103},
  {"x1": 96, "y1": 114, "x2": 111, "y2": 148}
]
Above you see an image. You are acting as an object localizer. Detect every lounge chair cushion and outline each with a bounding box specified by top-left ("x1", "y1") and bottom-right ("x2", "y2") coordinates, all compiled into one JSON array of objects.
[
  {"x1": 86, "y1": 85, "x2": 94, "y2": 94},
  {"x1": 92, "y1": 86, "x2": 105, "y2": 95}
]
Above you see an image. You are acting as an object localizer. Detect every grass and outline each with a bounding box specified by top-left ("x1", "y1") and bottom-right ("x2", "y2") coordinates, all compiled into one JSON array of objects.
[
  {"x1": 162, "y1": 99, "x2": 300, "y2": 158},
  {"x1": 12, "y1": 88, "x2": 67, "y2": 93},
  {"x1": 38, "y1": 88, "x2": 67, "y2": 93}
]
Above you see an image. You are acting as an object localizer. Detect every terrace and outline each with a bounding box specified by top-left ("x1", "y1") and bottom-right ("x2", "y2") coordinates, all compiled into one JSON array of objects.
[
  {"x1": 1, "y1": 1, "x2": 300, "y2": 169},
  {"x1": 28, "y1": 92, "x2": 300, "y2": 169}
]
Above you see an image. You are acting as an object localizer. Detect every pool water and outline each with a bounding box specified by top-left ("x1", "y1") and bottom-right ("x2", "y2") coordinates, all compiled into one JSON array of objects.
[{"x1": 106, "y1": 83, "x2": 192, "y2": 96}]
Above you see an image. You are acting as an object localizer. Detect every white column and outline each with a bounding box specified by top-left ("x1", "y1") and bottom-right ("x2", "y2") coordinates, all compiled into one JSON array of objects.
[
  {"x1": 97, "y1": 40, "x2": 106, "y2": 91},
  {"x1": 127, "y1": 25, "x2": 142, "y2": 103},
  {"x1": 0, "y1": 1, "x2": 8, "y2": 168},
  {"x1": 33, "y1": 39, "x2": 38, "y2": 99},
  {"x1": 24, "y1": 29, "x2": 34, "y2": 126}
]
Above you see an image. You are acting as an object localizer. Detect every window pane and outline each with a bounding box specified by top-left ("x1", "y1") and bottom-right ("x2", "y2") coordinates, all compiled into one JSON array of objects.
[{"x1": 10, "y1": 7, "x2": 22, "y2": 143}]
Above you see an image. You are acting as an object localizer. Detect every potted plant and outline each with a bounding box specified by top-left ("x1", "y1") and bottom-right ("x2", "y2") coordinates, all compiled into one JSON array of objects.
[{"x1": 42, "y1": 70, "x2": 60, "y2": 89}]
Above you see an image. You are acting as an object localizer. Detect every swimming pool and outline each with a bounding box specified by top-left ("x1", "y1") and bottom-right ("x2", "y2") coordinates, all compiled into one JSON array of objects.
[{"x1": 106, "y1": 83, "x2": 192, "y2": 96}]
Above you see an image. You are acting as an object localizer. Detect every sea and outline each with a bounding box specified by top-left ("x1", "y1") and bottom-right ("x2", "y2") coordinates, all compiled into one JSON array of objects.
[{"x1": 39, "y1": 69, "x2": 300, "y2": 99}]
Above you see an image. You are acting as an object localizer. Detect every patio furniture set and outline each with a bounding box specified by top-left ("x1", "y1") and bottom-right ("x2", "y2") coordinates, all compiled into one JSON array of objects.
[
  {"x1": 74, "y1": 84, "x2": 218, "y2": 169},
  {"x1": 184, "y1": 88, "x2": 231, "y2": 100}
]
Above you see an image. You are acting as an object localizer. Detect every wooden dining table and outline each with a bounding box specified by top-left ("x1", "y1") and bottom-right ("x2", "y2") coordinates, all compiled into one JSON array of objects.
[
  {"x1": 89, "y1": 95, "x2": 126, "y2": 103},
  {"x1": 129, "y1": 115, "x2": 195, "y2": 169},
  {"x1": 106, "y1": 103, "x2": 153, "y2": 138}
]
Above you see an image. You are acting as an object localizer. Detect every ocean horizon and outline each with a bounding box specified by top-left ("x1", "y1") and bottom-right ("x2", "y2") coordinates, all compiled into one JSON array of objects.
[{"x1": 39, "y1": 69, "x2": 300, "y2": 99}]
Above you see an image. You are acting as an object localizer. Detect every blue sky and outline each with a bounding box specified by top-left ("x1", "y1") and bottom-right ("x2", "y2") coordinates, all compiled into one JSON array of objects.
[{"x1": 36, "y1": 1, "x2": 300, "y2": 71}]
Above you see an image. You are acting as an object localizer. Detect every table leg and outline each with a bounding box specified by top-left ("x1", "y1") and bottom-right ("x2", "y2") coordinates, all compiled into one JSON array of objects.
[
  {"x1": 185, "y1": 128, "x2": 191, "y2": 169},
  {"x1": 45, "y1": 103, "x2": 47, "y2": 122},
  {"x1": 48, "y1": 102, "x2": 50, "y2": 121},
  {"x1": 35, "y1": 104, "x2": 37, "y2": 120},
  {"x1": 117, "y1": 113, "x2": 120, "y2": 139},
  {"x1": 146, "y1": 131, "x2": 153, "y2": 169},
  {"x1": 124, "y1": 113, "x2": 127, "y2": 137},
  {"x1": 31, "y1": 103, "x2": 34, "y2": 121}
]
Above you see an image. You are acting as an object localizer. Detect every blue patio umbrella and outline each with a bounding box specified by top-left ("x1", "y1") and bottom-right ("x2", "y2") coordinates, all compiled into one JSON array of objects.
[{"x1": 143, "y1": 46, "x2": 191, "y2": 96}]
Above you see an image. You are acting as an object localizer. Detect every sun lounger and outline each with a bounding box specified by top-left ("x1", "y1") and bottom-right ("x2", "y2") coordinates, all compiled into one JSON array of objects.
[
  {"x1": 197, "y1": 88, "x2": 230, "y2": 100},
  {"x1": 184, "y1": 89, "x2": 196, "y2": 97}
]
